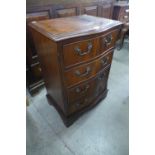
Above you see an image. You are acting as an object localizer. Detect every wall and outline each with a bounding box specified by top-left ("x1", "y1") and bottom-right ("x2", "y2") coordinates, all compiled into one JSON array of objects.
[{"x1": 27, "y1": 0, "x2": 114, "y2": 7}]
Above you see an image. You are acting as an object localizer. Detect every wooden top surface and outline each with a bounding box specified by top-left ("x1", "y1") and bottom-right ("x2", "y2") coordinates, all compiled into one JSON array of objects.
[{"x1": 29, "y1": 15, "x2": 122, "y2": 41}]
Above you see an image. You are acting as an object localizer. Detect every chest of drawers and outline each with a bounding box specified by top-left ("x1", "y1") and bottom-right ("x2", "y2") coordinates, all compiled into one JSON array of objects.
[{"x1": 29, "y1": 15, "x2": 122, "y2": 126}]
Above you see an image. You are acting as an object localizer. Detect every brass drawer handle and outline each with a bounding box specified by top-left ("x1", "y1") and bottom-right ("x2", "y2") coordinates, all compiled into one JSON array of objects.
[
  {"x1": 75, "y1": 66, "x2": 91, "y2": 77},
  {"x1": 75, "y1": 84, "x2": 90, "y2": 94},
  {"x1": 74, "y1": 42, "x2": 92, "y2": 56},
  {"x1": 101, "y1": 56, "x2": 109, "y2": 65},
  {"x1": 104, "y1": 34, "x2": 113, "y2": 47}
]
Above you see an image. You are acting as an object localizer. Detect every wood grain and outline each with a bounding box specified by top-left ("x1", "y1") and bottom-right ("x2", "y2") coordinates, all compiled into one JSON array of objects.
[{"x1": 29, "y1": 15, "x2": 122, "y2": 126}]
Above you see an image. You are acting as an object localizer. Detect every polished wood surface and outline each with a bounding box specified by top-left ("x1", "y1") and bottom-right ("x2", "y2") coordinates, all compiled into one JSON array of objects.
[
  {"x1": 63, "y1": 37, "x2": 100, "y2": 68},
  {"x1": 62, "y1": 28, "x2": 119, "y2": 69},
  {"x1": 68, "y1": 66, "x2": 110, "y2": 115},
  {"x1": 29, "y1": 15, "x2": 122, "y2": 126},
  {"x1": 64, "y1": 50, "x2": 113, "y2": 87},
  {"x1": 29, "y1": 15, "x2": 121, "y2": 41},
  {"x1": 99, "y1": 29, "x2": 119, "y2": 53},
  {"x1": 26, "y1": 0, "x2": 115, "y2": 93},
  {"x1": 26, "y1": 12, "x2": 50, "y2": 93},
  {"x1": 29, "y1": 28, "x2": 66, "y2": 112},
  {"x1": 67, "y1": 65, "x2": 110, "y2": 104}
]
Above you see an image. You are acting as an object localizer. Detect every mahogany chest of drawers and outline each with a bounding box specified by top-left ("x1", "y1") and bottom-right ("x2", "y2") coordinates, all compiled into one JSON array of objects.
[{"x1": 29, "y1": 15, "x2": 122, "y2": 126}]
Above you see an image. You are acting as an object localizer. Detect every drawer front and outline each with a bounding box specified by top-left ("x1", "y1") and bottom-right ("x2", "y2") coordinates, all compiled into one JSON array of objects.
[
  {"x1": 68, "y1": 97, "x2": 92, "y2": 115},
  {"x1": 64, "y1": 50, "x2": 113, "y2": 87},
  {"x1": 67, "y1": 77, "x2": 97, "y2": 103},
  {"x1": 63, "y1": 38, "x2": 100, "y2": 68},
  {"x1": 68, "y1": 67, "x2": 111, "y2": 114},
  {"x1": 96, "y1": 50, "x2": 113, "y2": 72},
  {"x1": 99, "y1": 29, "x2": 119, "y2": 55},
  {"x1": 94, "y1": 67, "x2": 110, "y2": 98}
]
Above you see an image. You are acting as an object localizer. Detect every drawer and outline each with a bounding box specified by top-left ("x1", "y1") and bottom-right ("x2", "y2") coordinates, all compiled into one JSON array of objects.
[
  {"x1": 63, "y1": 37, "x2": 100, "y2": 68},
  {"x1": 96, "y1": 50, "x2": 113, "y2": 72},
  {"x1": 95, "y1": 67, "x2": 110, "y2": 97},
  {"x1": 99, "y1": 29, "x2": 119, "y2": 55},
  {"x1": 64, "y1": 50, "x2": 113, "y2": 87},
  {"x1": 68, "y1": 97, "x2": 92, "y2": 115},
  {"x1": 67, "y1": 77, "x2": 97, "y2": 103},
  {"x1": 68, "y1": 67, "x2": 111, "y2": 114}
]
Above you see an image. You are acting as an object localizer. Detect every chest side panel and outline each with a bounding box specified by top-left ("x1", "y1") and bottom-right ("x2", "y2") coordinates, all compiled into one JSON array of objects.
[{"x1": 30, "y1": 28, "x2": 66, "y2": 113}]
